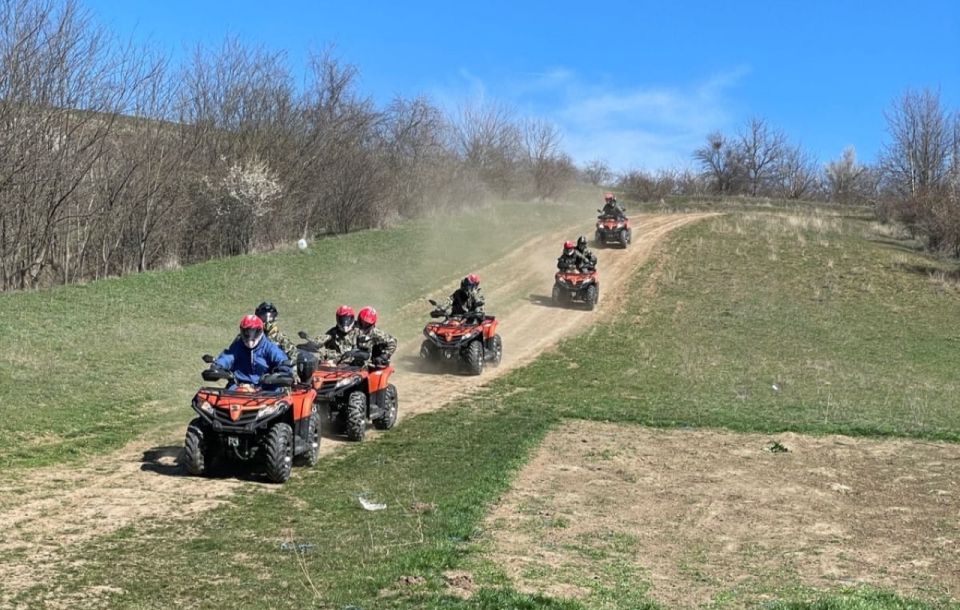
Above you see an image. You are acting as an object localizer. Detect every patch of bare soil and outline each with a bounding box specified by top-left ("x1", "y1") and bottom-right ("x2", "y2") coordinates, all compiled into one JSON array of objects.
[
  {"x1": 0, "y1": 214, "x2": 708, "y2": 603},
  {"x1": 484, "y1": 422, "x2": 960, "y2": 607}
]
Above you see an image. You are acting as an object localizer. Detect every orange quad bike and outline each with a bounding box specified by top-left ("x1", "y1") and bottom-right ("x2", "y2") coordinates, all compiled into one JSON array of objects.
[
  {"x1": 595, "y1": 210, "x2": 632, "y2": 248},
  {"x1": 553, "y1": 266, "x2": 599, "y2": 310},
  {"x1": 420, "y1": 299, "x2": 502, "y2": 375},
  {"x1": 295, "y1": 332, "x2": 399, "y2": 443},
  {"x1": 184, "y1": 355, "x2": 320, "y2": 484}
]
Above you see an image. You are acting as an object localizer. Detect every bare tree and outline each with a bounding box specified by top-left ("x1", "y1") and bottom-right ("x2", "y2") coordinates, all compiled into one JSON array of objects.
[
  {"x1": 452, "y1": 101, "x2": 523, "y2": 197},
  {"x1": 737, "y1": 117, "x2": 786, "y2": 197},
  {"x1": 693, "y1": 131, "x2": 744, "y2": 195},
  {"x1": 879, "y1": 88, "x2": 953, "y2": 198},
  {"x1": 581, "y1": 158, "x2": 612, "y2": 186},
  {"x1": 774, "y1": 144, "x2": 819, "y2": 200},
  {"x1": 521, "y1": 118, "x2": 573, "y2": 198},
  {"x1": 825, "y1": 146, "x2": 873, "y2": 204}
]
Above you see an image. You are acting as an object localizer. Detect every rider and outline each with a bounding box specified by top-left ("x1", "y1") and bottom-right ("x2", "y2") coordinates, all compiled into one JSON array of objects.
[
  {"x1": 575, "y1": 235, "x2": 597, "y2": 270},
  {"x1": 557, "y1": 240, "x2": 581, "y2": 272},
  {"x1": 445, "y1": 274, "x2": 485, "y2": 317},
  {"x1": 212, "y1": 315, "x2": 292, "y2": 388},
  {"x1": 601, "y1": 192, "x2": 626, "y2": 219},
  {"x1": 255, "y1": 301, "x2": 297, "y2": 358},
  {"x1": 312, "y1": 305, "x2": 362, "y2": 361},
  {"x1": 357, "y1": 306, "x2": 397, "y2": 367}
]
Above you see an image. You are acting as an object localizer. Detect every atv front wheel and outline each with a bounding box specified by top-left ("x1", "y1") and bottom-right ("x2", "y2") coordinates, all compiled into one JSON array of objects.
[
  {"x1": 183, "y1": 418, "x2": 214, "y2": 476},
  {"x1": 373, "y1": 384, "x2": 398, "y2": 430},
  {"x1": 294, "y1": 407, "x2": 321, "y2": 467},
  {"x1": 263, "y1": 422, "x2": 294, "y2": 483},
  {"x1": 585, "y1": 285, "x2": 598, "y2": 310},
  {"x1": 465, "y1": 339, "x2": 484, "y2": 375},
  {"x1": 345, "y1": 391, "x2": 367, "y2": 441},
  {"x1": 618, "y1": 229, "x2": 629, "y2": 248},
  {"x1": 487, "y1": 334, "x2": 503, "y2": 367},
  {"x1": 420, "y1": 340, "x2": 436, "y2": 360},
  {"x1": 594, "y1": 230, "x2": 603, "y2": 248}
]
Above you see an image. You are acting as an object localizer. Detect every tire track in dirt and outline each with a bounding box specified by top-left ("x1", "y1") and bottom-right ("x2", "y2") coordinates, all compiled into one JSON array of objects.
[{"x1": 0, "y1": 213, "x2": 710, "y2": 602}]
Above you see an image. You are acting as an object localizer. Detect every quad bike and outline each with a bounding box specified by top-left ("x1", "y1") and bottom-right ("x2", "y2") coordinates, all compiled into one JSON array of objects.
[
  {"x1": 184, "y1": 355, "x2": 320, "y2": 484},
  {"x1": 595, "y1": 210, "x2": 632, "y2": 248},
  {"x1": 420, "y1": 299, "x2": 502, "y2": 375},
  {"x1": 553, "y1": 267, "x2": 599, "y2": 310},
  {"x1": 296, "y1": 332, "x2": 398, "y2": 443}
]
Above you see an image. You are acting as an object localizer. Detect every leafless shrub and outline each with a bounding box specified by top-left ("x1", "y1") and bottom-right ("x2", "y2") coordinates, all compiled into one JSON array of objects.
[
  {"x1": 825, "y1": 146, "x2": 876, "y2": 205},
  {"x1": 0, "y1": 2, "x2": 579, "y2": 291},
  {"x1": 581, "y1": 158, "x2": 612, "y2": 186},
  {"x1": 877, "y1": 89, "x2": 959, "y2": 254}
]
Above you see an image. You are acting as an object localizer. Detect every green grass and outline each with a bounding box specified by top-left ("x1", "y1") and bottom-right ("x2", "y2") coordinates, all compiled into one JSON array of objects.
[
  {"x1": 0, "y1": 198, "x2": 589, "y2": 470},
  {"x1": 506, "y1": 210, "x2": 960, "y2": 441},
  {"x1": 5, "y1": 205, "x2": 960, "y2": 609}
]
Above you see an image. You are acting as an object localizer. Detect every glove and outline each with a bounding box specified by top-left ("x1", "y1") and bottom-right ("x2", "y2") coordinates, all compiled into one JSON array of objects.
[{"x1": 372, "y1": 356, "x2": 390, "y2": 368}]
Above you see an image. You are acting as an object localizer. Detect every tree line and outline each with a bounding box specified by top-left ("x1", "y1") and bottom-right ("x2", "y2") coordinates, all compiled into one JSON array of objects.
[
  {"x1": 0, "y1": 0, "x2": 577, "y2": 291},
  {"x1": 599, "y1": 89, "x2": 959, "y2": 254}
]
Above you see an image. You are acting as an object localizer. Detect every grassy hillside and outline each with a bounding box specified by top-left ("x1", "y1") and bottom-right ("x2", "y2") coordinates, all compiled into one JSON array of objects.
[
  {"x1": 0, "y1": 198, "x2": 588, "y2": 469},
  {"x1": 10, "y1": 206, "x2": 959, "y2": 609}
]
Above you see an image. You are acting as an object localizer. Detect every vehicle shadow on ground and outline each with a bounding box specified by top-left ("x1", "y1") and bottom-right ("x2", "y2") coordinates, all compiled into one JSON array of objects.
[
  {"x1": 140, "y1": 445, "x2": 263, "y2": 482},
  {"x1": 140, "y1": 446, "x2": 184, "y2": 476},
  {"x1": 396, "y1": 354, "x2": 482, "y2": 376},
  {"x1": 528, "y1": 293, "x2": 560, "y2": 308}
]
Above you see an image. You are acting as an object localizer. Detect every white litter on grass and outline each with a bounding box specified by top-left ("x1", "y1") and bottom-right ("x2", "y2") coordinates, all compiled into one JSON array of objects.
[
  {"x1": 358, "y1": 496, "x2": 387, "y2": 511},
  {"x1": 772, "y1": 383, "x2": 781, "y2": 392},
  {"x1": 297, "y1": 238, "x2": 308, "y2": 250}
]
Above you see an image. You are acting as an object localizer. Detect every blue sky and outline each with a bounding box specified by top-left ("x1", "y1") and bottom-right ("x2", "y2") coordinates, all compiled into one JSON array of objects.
[{"x1": 85, "y1": 0, "x2": 959, "y2": 172}]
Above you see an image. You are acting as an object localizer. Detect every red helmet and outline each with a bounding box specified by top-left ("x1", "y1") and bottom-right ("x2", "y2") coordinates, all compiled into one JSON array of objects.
[
  {"x1": 240, "y1": 314, "x2": 264, "y2": 330},
  {"x1": 336, "y1": 305, "x2": 355, "y2": 332},
  {"x1": 461, "y1": 273, "x2": 480, "y2": 290},
  {"x1": 604, "y1": 192, "x2": 615, "y2": 202},
  {"x1": 358, "y1": 306, "x2": 377, "y2": 330},
  {"x1": 239, "y1": 314, "x2": 264, "y2": 348},
  {"x1": 563, "y1": 240, "x2": 575, "y2": 250}
]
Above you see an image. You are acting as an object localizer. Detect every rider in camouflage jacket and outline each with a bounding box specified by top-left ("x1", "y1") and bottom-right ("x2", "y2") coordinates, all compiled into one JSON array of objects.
[
  {"x1": 313, "y1": 306, "x2": 362, "y2": 361},
  {"x1": 446, "y1": 274, "x2": 484, "y2": 316},
  {"x1": 575, "y1": 236, "x2": 597, "y2": 269},
  {"x1": 357, "y1": 306, "x2": 397, "y2": 366},
  {"x1": 254, "y1": 301, "x2": 297, "y2": 359}
]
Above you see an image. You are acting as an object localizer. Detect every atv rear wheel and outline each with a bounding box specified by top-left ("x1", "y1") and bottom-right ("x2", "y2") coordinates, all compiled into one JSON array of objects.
[
  {"x1": 183, "y1": 418, "x2": 214, "y2": 476},
  {"x1": 294, "y1": 407, "x2": 321, "y2": 467},
  {"x1": 585, "y1": 284, "x2": 599, "y2": 310},
  {"x1": 465, "y1": 339, "x2": 484, "y2": 375},
  {"x1": 372, "y1": 384, "x2": 398, "y2": 430},
  {"x1": 264, "y1": 422, "x2": 293, "y2": 483},
  {"x1": 345, "y1": 391, "x2": 367, "y2": 441},
  {"x1": 488, "y1": 334, "x2": 503, "y2": 367}
]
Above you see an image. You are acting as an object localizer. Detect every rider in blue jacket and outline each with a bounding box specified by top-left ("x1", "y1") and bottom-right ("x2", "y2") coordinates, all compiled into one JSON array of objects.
[{"x1": 213, "y1": 315, "x2": 292, "y2": 388}]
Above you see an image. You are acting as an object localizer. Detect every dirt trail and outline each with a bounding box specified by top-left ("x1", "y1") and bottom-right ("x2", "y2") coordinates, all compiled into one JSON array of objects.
[{"x1": 0, "y1": 213, "x2": 709, "y2": 601}]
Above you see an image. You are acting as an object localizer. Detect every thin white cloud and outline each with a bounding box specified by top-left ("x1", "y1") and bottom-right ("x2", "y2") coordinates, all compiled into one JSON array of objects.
[
  {"x1": 544, "y1": 67, "x2": 750, "y2": 171},
  {"x1": 430, "y1": 65, "x2": 749, "y2": 173}
]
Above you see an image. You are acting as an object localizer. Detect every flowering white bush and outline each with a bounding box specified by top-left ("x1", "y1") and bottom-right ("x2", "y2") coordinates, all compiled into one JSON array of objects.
[{"x1": 216, "y1": 157, "x2": 282, "y2": 218}]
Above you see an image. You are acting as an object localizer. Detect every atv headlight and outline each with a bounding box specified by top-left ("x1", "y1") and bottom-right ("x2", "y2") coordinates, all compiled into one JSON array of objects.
[
  {"x1": 461, "y1": 331, "x2": 478, "y2": 341},
  {"x1": 256, "y1": 401, "x2": 289, "y2": 420},
  {"x1": 428, "y1": 330, "x2": 437, "y2": 338},
  {"x1": 335, "y1": 375, "x2": 361, "y2": 389},
  {"x1": 195, "y1": 399, "x2": 214, "y2": 416}
]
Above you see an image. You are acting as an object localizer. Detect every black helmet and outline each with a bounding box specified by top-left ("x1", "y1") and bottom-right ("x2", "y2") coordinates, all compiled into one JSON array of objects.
[
  {"x1": 576, "y1": 235, "x2": 587, "y2": 250},
  {"x1": 255, "y1": 301, "x2": 278, "y2": 324}
]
